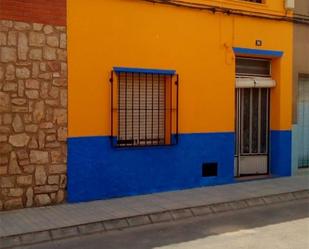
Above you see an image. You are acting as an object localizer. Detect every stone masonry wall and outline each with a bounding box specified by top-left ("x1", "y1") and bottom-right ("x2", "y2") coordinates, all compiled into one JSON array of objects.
[{"x1": 0, "y1": 20, "x2": 67, "y2": 211}]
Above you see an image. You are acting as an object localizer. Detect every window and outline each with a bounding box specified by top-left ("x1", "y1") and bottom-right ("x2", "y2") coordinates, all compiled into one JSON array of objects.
[
  {"x1": 236, "y1": 57, "x2": 271, "y2": 77},
  {"x1": 110, "y1": 68, "x2": 178, "y2": 147}
]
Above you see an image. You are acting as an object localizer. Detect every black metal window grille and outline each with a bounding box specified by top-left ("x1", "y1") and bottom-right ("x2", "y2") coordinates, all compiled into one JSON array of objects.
[{"x1": 110, "y1": 71, "x2": 178, "y2": 147}]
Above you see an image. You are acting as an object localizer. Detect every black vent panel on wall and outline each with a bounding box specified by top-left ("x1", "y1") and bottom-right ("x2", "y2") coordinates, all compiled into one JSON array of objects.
[{"x1": 202, "y1": 163, "x2": 218, "y2": 177}]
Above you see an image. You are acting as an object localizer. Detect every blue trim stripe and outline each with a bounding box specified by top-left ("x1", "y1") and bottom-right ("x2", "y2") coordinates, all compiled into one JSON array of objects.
[
  {"x1": 113, "y1": 67, "x2": 176, "y2": 75},
  {"x1": 233, "y1": 47, "x2": 284, "y2": 58}
]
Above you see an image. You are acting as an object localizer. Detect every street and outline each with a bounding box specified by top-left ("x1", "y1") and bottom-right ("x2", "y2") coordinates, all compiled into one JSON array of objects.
[{"x1": 17, "y1": 199, "x2": 309, "y2": 249}]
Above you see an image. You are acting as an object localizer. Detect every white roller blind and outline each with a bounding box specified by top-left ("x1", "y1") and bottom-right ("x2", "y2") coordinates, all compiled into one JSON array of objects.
[{"x1": 236, "y1": 77, "x2": 276, "y2": 88}]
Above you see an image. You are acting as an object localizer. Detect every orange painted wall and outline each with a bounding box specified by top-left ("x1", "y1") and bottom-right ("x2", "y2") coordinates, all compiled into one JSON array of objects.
[{"x1": 68, "y1": 0, "x2": 292, "y2": 137}]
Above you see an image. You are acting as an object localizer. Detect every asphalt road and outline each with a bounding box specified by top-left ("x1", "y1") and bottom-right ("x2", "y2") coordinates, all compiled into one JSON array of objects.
[{"x1": 18, "y1": 199, "x2": 309, "y2": 249}]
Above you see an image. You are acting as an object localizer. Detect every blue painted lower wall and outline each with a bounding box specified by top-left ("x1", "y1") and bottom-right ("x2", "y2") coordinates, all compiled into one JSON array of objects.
[
  {"x1": 67, "y1": 130, "x2": 292, "y2": 203},
  {"x1": 67, "y1": 133, "x2": 235, "y2": 203},
  {"x1": 270, "y1": 130, "x2": 292, "y2": 177}
]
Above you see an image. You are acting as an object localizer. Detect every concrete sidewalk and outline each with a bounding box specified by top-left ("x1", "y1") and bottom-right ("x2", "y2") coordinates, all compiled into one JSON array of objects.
[{"x1": 1, "y1": 176, "x2": 309, "y2": 248}]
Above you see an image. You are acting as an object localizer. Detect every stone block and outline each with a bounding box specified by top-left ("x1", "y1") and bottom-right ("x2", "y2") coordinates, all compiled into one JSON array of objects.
[
  {"x1": 11, "y1": 98, "x2": 27, "y2": 106},
  {"x1": 43, "y1": 25, "x2": 54, "y2": 34},
  {"x1": 9, "y1": 133, "x2": 30, "y2": 147},
  {"x1": 29, "y1": 48, "x2": 42, "y2": 60},
  {"x1": 25, "y1": 124, "x2": 38, "y2": 133},
  {"x1": 12, "y1": 114, "x2": 24, "y2": 132},
  {"x1": 57, "y1": 127, "x2": 67, "y2": 141},
  {"x1": 17, "y1": 175, "x2": 33, "y2": 186},
  {"x1": 20, "y1": 231, "x2": 51, "y2": 244},
  {"x1": 171, "y1": 209, "x2": 193, "y2": 220},
  {"x1": 52, "y1": 78, "x2": 66, "y2": 86},
  {"x1": 49, "y1": 86, "x2": 59, "y2": 98},
  {"x1": 53, "y1": 109, "x2": 67, "y2": 124},
  {"x1": 0, "y1": 31, "x2": 6, "y2": 45},
  {"x1": 34, "y1": 185, "x2": 59, "y2": 194},
  {"x1": 18, "y1": 79, "x2": 25, "y2": 97},
  {"x1": 0, "y1": 236, "x2": 21, "y2": 248},
  {"x1": 149, "y1": 211, "x2": 173, "y2": 223},
  {"x1": 4, "y1": 198, "x2": 23, "y2": 209},
  {"x1": 0, "y1": 65, "x2": 3, "y2": 80},
  {"x1": 56, "y1": 189, "x2": 65, "y2": 203},
  {"x1": 33, "y1": 23, "x2": 43, "y2": 31},
  {"x1": 0, "y1": 92, "x2": 10, "y2": 112},
  {"x1": 263, "y1": 195, "x2": 282, "y2": 204},
  {"x1": 191, "y1": 205, "x2": 213, "y2": 216},
  {"x1": 51, "y1": 227, "x2": 79, "y2": 239},
  {"x1": 246, "y1": 198, "x2": 265, "y2": 207},
  {"x1": 0, "y1": 47, "x2": 17, "y2": 62},
  {"x1": 0, "y1": 135, "x2": 8, "y2": 142},
  {"x1": 35, "y1": 165, "x2": 47, "y2": 185},
  {"x1": 9, "y1": 151, "x2": 22, "y2": 174},
  {"x1": 50, "y1": 150, "x2": 63, "y2": 163},
  {"x1": 48, "y1": 175, "x2": 60, "y2": 185},
  {"x1": 29, "y1": 32, "x2": 45, "y2": 47},
  {"x1": 0, "y1": 126, "x2": 10, "y2": 133},
  {"x1": 12, "y1": 106, "x2": 28, "y2": 112},
  {"x1": 210, "y1": 203, "x2": 233, "y2": 213},
  {"x1": 26, "y1": 187, "x2": 33, "y2": 207},
  {"x1": 0, "y1": 166, "x2": 7, "y2": 175},
  {"x1": 30, "y1": 150, "x2": 49, "y2": 164},
  {"x1": 40, "y1": 81, "x2": 49, "y2": 98},
  {"x1": 8, "y1": 188, "x2": 24, "y2": 197},
  {"x1": 127, "y1": 215, "x2": 151, "y2": 227},
  {"x1": 5, "y1": 64, "x2": 15, "y2": 80},
  {"x1": 103, "y1": 219, "x2": 129, "y2": 231},
  {"x1": 28, "y1": 137, "x2": 38, "y2": 149},
  {"x1": 16, "y1": 150, "x2": 28, "y2": 160},
  {"x1": 49, "y1": 164, "x2": 66, "y2": 174},
  {"x1": 229, "y1": 200, "x2": 248, "y2": 210},
  {"x1": 60, "y1": 33, "x2": 67, "y2": 48},
  {"x1": 60, "y1": 174, "x2": 67, "y2": 188},
  {"x1": 78, "y1": 222, "x2": 105, "y2": 234},
  {"x1": 16, "y1": 67, "x2": 30, "y2": 79},
  {"x1": 57, "y1": 49, "x2": 67, "y2": 61},
  {"x1": 3, "y1": 82, "x2": 17, "y2": 92},
  {"x1": 0, "y1": 176, "x2": 15, "y2": 188},
  {"x1": 23, "y1": 165, "x2": 35, "y2": 174},
  {"x1": 32, "y1": 62, "x2": 40, "y2": 77},
  {"x1": 0, "y1": 143, "x2": 13, "y2": 154},
  {"x1": 33, "y1": 101, "x2": 45, "y2": 122},
  {"x1": 43, "y1": 47, "x2": 57, "y2": 60},
  {"x1": 18, "y1": 32, "x2": 29, "y2": 60},
  {"x1": 3, "y1": 114, "x2": 12, "y2": 124},
  {"x1": 25, "y1": 79, "x2": 40, "y2": 89},
  {"x1": 60, "y1": 89, "x2": 67, "y2": 107},
  {"x1": 8, "y1": 31, "x2": 17, "y2": 46},
  {"x1": 278, "y1": 193, "x2": 295, "y2": 202},
  {"x1": 34, "y1": 194, "x2": 51, "y2": 206},
  {"x1": 293, "y1": 190, "x2": 309, "y2": 199},
  {"x1": 14, "y1": 21, "x2": 31, "y2": 30},
  {"x1": 47, "y1": 35, "x2": 59, "y2": 47},
  {"x1": 25, "y1": 90, "x2": 39, "y2": 99}
]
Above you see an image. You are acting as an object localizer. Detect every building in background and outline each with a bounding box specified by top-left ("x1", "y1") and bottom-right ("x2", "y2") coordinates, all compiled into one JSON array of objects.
[
  {"x1": 292, "y1": 0, "x2": 309, "y2": 175},
  {"x1": 0, "y1": 0, "x2": 67, "y2": 210},
  {"x1": 67, "y1": 0, "x2": 294, "y2": 203}
]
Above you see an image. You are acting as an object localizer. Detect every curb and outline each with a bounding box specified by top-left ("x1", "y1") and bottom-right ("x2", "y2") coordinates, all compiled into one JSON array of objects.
[{"x1": 1, "y1": 189, "x2": 308, "y2": 249}]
